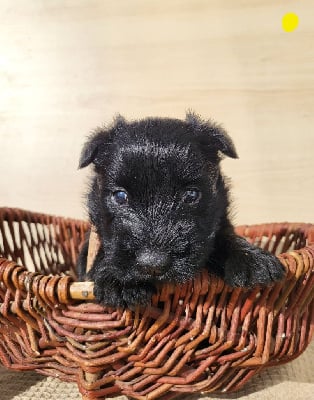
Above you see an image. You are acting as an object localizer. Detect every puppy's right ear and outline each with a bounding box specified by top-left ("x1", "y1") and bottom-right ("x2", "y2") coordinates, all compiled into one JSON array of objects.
[
  {"x1": 78, "y1": 130, "x2": 109, "y2": 169},
  {"x1": 78, "y1": 137, "x2": 97, "y2": 169},
  {"x1": 78, "y1": 132, "x2": 105, "y2": 169},
  {"x1": 79, "y1": 115, "x2": 127, "y2": 169}
]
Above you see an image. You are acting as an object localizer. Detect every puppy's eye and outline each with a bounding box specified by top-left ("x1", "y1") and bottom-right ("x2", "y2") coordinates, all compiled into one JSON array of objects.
[
  {"x1": 182, "y1": 189, "x2": 201, "y2": 204},
  {"x1": 112, "y1": 190, "x2": 128, "y2": 205}
]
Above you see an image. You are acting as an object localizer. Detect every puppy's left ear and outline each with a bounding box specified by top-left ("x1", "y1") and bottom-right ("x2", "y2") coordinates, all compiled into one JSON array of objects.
[{"x1": 186, "y1": 111, "x2": 238, "y2": 159}]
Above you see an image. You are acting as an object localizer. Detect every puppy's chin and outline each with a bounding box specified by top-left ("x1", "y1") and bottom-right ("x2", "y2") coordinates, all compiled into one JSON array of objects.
[{"x1": 120, "y1": 258, "x2": 205, "y2": 285}]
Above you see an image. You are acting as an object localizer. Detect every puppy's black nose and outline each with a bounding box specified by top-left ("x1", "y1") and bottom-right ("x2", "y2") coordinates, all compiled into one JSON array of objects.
[{"x1": 137, "y1": 250, "x2": 169, "y2": 276}]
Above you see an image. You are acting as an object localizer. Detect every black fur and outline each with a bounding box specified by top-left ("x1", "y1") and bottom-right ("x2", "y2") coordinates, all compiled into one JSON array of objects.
[{"x1": 78, "y1": 112, "x2": 285, "y2": 307}]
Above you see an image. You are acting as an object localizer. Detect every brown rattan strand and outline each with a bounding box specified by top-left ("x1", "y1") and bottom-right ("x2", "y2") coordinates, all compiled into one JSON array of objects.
[{"x1": 0, "y1": 208, "x2": 313, "y2": 400}]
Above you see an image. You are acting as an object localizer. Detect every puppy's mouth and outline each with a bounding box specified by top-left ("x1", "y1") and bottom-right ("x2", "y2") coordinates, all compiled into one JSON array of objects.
[
  {"x1": 130, "y1": 260, "x2": 200, "y2": 284},
  {"x1": 136, "y1": 269, "x2": 168, "y2": 282}
]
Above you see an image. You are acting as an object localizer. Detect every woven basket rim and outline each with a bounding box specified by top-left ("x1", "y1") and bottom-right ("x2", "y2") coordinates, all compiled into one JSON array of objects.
[{"x1": 1, "y1": 207, "x2": 314, "y2": 303}]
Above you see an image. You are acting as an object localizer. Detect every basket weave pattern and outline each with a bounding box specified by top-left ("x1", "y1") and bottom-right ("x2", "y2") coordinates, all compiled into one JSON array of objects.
[{"x1": 0, "y1": 208, "x2": 313, "y2": 400}]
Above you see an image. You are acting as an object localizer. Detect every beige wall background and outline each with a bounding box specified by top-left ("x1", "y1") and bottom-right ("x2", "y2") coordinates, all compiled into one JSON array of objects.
[{"x1": 0, "y1": 0, "x2": 313, "y2": 225}]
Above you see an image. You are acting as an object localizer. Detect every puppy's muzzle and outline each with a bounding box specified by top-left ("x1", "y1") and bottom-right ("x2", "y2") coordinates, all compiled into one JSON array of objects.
[{"x1": 137, "y1": 250, "x2": 170, "y2": 277}]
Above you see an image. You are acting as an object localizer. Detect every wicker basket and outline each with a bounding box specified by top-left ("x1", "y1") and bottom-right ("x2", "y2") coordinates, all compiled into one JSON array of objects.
[{"x1": 0, "y1": 208, "x2": 313, "y2": 400}]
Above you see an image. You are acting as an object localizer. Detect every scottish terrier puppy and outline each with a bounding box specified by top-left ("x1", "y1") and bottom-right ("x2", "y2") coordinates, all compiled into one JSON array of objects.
[{"x1": 78, "y1": 112, "x2": 285, "y2": 307}]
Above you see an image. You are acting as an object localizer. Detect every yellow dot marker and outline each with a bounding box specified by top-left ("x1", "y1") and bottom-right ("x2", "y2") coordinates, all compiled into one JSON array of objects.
[{"x1": 282, "y1": 13, "x2": 299, "y2": 32}]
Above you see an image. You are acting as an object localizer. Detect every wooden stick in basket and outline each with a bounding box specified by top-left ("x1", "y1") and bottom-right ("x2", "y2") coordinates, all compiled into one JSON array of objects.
[
  {"x1": 69, "y1": 227, "x2": 100, "y2": 300},
  {"x1": 86, "y1": 225, "x2": 100, "y2": 273}
]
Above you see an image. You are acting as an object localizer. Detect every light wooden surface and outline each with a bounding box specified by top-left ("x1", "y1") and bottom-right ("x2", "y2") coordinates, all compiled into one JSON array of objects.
[{"x1": 0, "y1": 0, "x2": 313, "y2": 225}]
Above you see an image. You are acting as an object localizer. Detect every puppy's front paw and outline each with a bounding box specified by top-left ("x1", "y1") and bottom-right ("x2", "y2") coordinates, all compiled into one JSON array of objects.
[
  {"x1": 93, "y1": 277, "x2": 156, "y2": 308},
  {"x1": 122, "y1": 284, "x2": 156, "y2": 308},
  {"x1": 93, "y1": 279, "x2": 125, "y2": 308},
  {"x1": 224, "y1": 242, "x2": 286, "y2": 288}
]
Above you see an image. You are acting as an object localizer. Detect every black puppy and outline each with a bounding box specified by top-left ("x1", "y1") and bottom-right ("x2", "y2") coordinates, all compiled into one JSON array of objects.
[{"x1": 78, "y1": 112, "x2": 285, "y2": 307}]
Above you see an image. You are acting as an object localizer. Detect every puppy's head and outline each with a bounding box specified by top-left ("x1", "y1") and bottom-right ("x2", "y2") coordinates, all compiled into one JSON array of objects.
[{"x1": 79, "y1": 112, "x2": 238, "y2": 284}]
